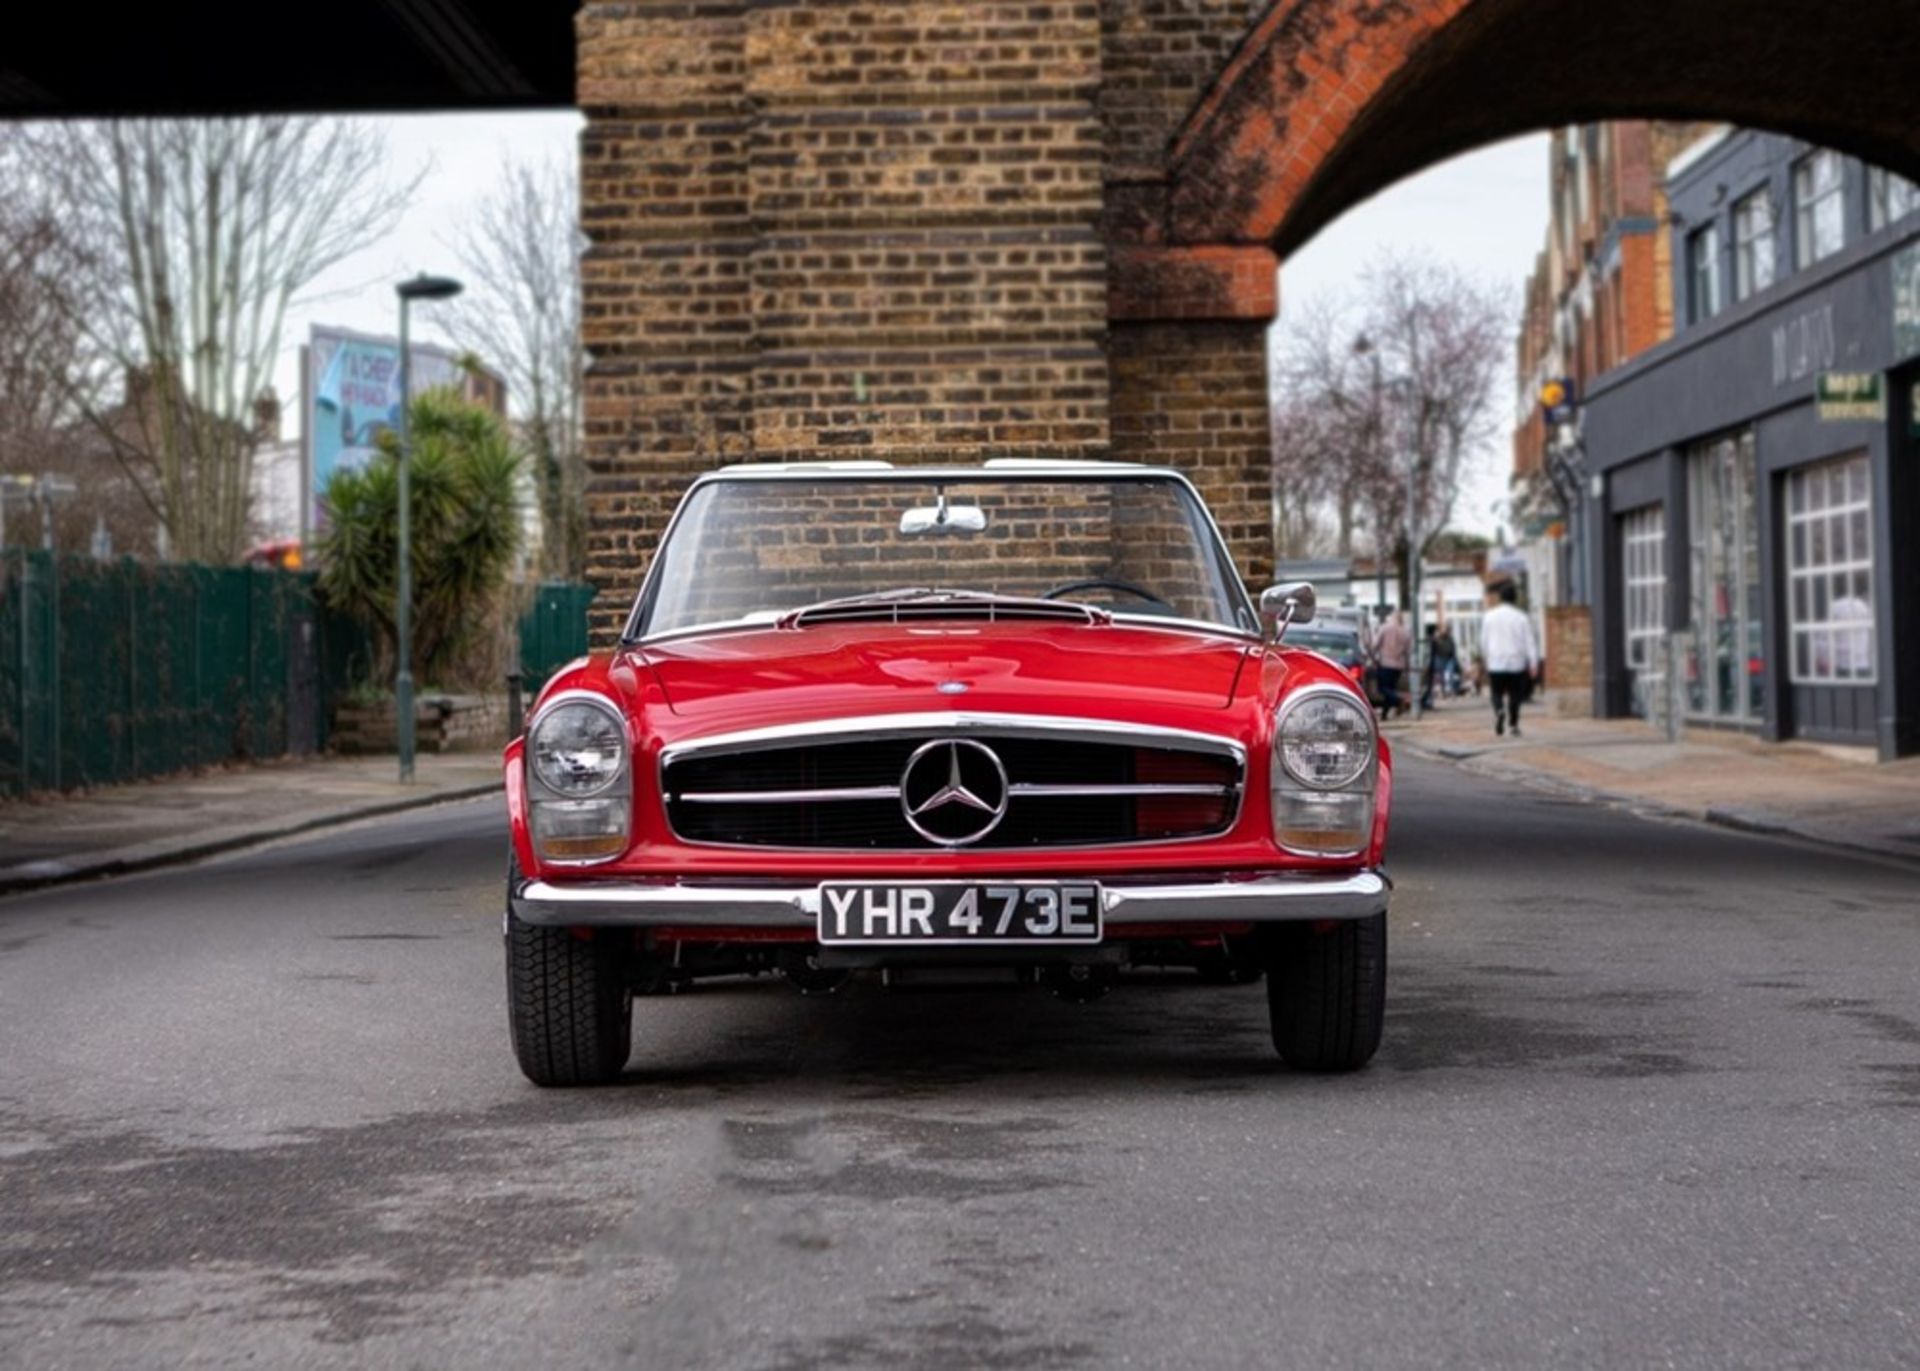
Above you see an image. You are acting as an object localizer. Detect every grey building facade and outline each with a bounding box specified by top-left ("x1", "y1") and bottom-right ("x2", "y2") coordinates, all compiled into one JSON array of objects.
[{"x1": 1583, "y1": 130, "x2": 1920, "y2": 759}]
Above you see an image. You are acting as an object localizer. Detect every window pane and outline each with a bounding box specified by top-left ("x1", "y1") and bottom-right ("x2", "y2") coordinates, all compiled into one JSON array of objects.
[
  {"x1": 1850, "y1": 508, "x2": 1870, "y2": 561},
  {"x1": 1793, "y1": 577, "x2": 1809, "y2": 621},
  {"x1": 1791, "y1": 521, "x2": 1807, "y2": 566},
  {"x1": 1810, "y1": 517, "x2": 1827, "y2": 563},
  {"x1": 1813, "y1": 576, "x2": 1829, "y2": 620},
  {"x1": 1849, "y1": 458, "x2": 1870, "y2": 503}
]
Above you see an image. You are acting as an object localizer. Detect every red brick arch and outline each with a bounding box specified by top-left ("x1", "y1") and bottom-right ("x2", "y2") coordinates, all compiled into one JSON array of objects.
[{"x1": 1166, "y1": 0, "x2": 1920, "y2": 254}]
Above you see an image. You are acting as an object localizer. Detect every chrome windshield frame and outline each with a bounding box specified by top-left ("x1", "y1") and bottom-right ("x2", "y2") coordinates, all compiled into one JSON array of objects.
[{"x1": 619, "y1": 465, "x2": 1261, "y2": 645}]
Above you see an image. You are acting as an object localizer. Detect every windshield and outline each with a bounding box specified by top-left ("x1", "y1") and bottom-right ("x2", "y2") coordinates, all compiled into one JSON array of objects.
[{"x1": 634, "y1": 474, "x2": 1253, "y2": 638}]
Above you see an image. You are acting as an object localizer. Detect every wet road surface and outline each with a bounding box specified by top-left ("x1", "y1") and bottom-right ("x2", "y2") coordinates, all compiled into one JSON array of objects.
[{"x1": 2, "y1": 753, "x2": 1918, "y2": 1368}]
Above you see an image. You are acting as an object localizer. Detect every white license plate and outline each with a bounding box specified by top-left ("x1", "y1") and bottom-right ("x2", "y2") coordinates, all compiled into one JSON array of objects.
[{"x1": 817, "y1": 882, "x2": 1104, "y2": 946}]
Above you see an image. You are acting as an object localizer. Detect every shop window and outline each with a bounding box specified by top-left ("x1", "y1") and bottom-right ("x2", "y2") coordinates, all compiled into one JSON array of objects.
[
  {"x1": 1733, "y1": 188, "x2": 1776, "y2": 302},
  {"x1": 1867, "y1": 168, "x2": 1919, "y2": 232},
  {"x1": 1688, "y1": 224, "x2": 1721, "y2": 324},
  {"x1": 1787, "y1": 453, "x2": 1876, "y2": 685},
  {"x1": 1621, "y1": 506, "x2": 1667, "y2": 720},
  {"x1": 1794, "y1": 150, "x2": 1845, "y2": 268}
]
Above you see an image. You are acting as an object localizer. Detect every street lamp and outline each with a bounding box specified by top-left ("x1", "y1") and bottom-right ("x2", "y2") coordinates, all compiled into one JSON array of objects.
[
  {"x1": 394, "y1": 272, "x2": 463, "y2": 783},
  {"x1": 1351, "y1": 335, "x2": 1387, "y2": 617}
]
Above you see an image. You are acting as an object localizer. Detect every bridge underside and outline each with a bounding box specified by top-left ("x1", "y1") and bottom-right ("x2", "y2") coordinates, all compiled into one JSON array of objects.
[
  {"x1": 10, "y1": 1, "x2": 1918, "y2": 641},
  {"x1": 2, "y1": 3, "x2": 577, "y2": 116}
]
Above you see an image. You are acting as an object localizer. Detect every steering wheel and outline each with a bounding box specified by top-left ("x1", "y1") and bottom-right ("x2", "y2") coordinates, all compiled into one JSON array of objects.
[{"x1": 1041, "y1": 578, "x2": 1175, "y2": 612}]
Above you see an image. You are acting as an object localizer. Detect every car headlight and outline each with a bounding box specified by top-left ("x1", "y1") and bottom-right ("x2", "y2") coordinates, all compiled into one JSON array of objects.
[
  {"x1": 526, "y1": 695, "x2": 631, "y2": 864},
  {"x1": 1277, "y1": 692, "x2": 1374, "y2": 789},
  {"x1": 1273, "y1": 688, "x2": 1376, "y2": 857},
  {"x1": 529, "y1": 699, "x2": 627, "y2": 798}
]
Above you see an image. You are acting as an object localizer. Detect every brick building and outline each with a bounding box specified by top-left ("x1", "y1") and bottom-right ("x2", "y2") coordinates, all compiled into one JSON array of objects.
[
  {"x1": 1511, "y1": 122, "x2": 1706, "y2": 615},
  {"x1": 1582, "y1": 129, "x2": 1920, "y2": 758}
]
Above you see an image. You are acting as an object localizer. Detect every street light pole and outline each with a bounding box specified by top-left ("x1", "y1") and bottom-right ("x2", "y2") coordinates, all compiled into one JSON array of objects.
[
  {"x1": 1353, "y1": 335, "x2": 1388, "y2": 623},
  {"x1": 1406, "y1": 405, "x2": 1423, "y2": 721},
  {"x1": 393, "y1": 273, "x2": 464, "y2": 784}
]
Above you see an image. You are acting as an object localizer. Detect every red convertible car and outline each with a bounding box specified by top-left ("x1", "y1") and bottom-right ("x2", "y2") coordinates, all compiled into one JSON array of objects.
[{"x1": 504, "y1": 462, "x2": 1391, "y2": 1085}]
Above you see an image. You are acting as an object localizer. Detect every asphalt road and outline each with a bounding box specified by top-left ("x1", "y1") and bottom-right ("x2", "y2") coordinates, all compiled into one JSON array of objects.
[{"x1": 2, "y1": 752, "x2": 1918, "y2": 1370}]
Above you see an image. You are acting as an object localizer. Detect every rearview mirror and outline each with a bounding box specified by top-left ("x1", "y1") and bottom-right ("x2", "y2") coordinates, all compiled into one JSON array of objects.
[
  {"x1": 1260, "y1": 582, "x2": 1316, "y2": 641},
  {"x1": 900, "y1": 500, "x2": 987, "y2": 536}
]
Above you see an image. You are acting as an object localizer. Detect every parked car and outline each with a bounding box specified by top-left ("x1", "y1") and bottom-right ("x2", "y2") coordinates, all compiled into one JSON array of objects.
[
  {"x1": 1280, "y1": 624, "x2": 1370, "y2": 692},
  {"x1": 504, "y1": 461, "x2": 1392, "y2": 1085}
]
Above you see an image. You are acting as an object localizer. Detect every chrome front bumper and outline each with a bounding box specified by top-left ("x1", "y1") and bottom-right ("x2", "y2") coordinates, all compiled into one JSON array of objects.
[{"x1": 510, "y1": 870, "x2": 1389, "y2": 930}]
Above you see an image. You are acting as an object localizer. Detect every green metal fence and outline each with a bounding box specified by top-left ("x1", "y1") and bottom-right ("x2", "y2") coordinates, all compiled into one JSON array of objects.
[
  {"x1": 0, "y1": 551, "x2": 372, "y2": 797},
  {"x1": 0, "y1": 553, "x2": 595, "y2": 798},
  {"x1": 518, "y1": 581, "x2": 598, "y2": 690}
]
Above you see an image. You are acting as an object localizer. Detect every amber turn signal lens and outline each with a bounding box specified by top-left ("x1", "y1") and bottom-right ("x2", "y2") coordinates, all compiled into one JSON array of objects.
[
  {"x1": 536, "y1": 834, "x2": 629, "y2": 859},
  {"x1": 1276, "y1": 826, "x2": 1367, "y2": 853}
]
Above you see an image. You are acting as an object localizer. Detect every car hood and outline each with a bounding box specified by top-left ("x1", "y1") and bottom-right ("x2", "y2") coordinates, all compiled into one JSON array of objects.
[{"x1": 636, "y1": 621, "x2": 1256, "y2": 733}]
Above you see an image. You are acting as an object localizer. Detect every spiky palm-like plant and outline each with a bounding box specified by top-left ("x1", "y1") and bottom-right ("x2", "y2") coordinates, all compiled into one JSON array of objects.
[{"x1": 317, "y1": 390, "x2": 523, "y2": 689}]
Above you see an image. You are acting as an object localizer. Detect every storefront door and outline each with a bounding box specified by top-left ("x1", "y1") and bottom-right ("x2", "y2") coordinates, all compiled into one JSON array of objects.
[
  {"x1": 1620, "y1": 505, "x2": 1668, "y2": 720},
  {"x1": 1686, "y1": 431, "x2": 1765, "y2": 725}
]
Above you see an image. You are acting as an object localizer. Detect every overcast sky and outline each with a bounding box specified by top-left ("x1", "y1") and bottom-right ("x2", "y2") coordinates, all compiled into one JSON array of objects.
[
  {"x1": 1275, "y1": 133, "x2": 1550, "y2": 538},
  {"x1": 281, "y1": 117, "x2": 1549, "y2": 538}
]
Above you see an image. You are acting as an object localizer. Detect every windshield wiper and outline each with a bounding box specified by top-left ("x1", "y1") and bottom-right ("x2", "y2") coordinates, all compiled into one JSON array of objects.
[
  {"x1": 783, "y1": 587, "x2": 980, "y2": 616},
  {"x1": 779, "y1": 588, "x2": 1112, "y2": 630}
]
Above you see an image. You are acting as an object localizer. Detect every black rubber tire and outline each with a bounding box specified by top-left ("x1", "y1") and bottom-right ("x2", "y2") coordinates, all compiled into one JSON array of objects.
[
  {"x1": 1264, "y1": 914, "x2": 1386, "y2": 1072},
  {"x1": 505, "y1": 908, "x2": 633, "y2": 1087}
]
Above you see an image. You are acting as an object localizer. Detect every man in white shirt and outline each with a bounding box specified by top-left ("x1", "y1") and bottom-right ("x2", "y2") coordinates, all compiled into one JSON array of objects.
[{"x1": 1480, "y1": 581, "x2": 1541, "y2": 737}]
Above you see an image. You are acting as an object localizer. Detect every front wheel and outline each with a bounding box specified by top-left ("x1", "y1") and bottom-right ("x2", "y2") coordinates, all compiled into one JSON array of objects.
[
  {"x1": 505, "y1": 905, "x2": 633, "y2": 1087},
  {"x1": 1263, "y1": 914, "x2": 1386, "y2": 1072}
]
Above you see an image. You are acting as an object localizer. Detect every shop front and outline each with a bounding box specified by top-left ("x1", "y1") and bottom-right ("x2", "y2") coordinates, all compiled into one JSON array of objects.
[{"x1": 1584, "y1": 231, "x2": 1920, "y2": 760}]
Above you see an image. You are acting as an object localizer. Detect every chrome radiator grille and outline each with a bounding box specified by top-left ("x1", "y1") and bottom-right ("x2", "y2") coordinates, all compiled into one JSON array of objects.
[{"x1": 663, "y1": 726, "x2": 1243, "y2": 850}]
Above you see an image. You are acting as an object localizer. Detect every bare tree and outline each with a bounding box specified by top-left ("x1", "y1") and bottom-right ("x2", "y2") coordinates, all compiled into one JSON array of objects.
[
  {"x1": 19, "y1": 118, "x2": 418, "y2": 563},
  {"x1": 448, "y1": 157, "x2": 585, "y2": 580},
  {"x1": 0, "y1": 148, "x2": 78, "y2": 474},
  {"x1": 0, "y1": 138, "x2": 137, "y2": 553},
  {"x1": 1272, "y1": 255, "x2": 1509, "y2": 604},
  {"x1": 1271, "y1": 295, "x2": 1390, "y2": 561}
]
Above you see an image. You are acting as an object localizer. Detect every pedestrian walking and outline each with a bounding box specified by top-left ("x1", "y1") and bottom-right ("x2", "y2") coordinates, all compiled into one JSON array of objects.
[
  {"x1": 1374, "y1": 610, "x2": 1410, "y2": 717},
  {"x1": 1480, "y1": 582, "x2": 1540, "y2": 737},
  {"x1": 1430, "y1": 622, "x2": 1460, "y2": 700},
  {"x1": 1419, "y1": 625, "x2": 1439, "y2": 711}
]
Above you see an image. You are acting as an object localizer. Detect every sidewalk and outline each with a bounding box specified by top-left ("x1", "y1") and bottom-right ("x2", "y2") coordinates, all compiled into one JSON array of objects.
[
  {"x1": 1385, "y1": 697, "x2": 1920, "y2": 862},
  {"x1": 0, "y1": 753, "x2": 505, "y2": 896}
]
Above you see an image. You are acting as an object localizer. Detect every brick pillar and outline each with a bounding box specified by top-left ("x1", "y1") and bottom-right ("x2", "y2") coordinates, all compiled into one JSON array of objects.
[
  {"x1": 1108, "y1": 318, "x2": 1274, "y2": 588},
  {"x1": 577, "y1": 2, "x2": 1111, "y2": 641},
  {"x1": 577, "y1": 3, "x2": 753, "y2": 640},
  {"x1": 1103, "y1": 241, "x2": 1279, "y2": 587}
]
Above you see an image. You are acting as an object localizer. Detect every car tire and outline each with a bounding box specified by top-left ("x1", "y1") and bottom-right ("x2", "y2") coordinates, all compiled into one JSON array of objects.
[
  {"x1": 1264, "y1": 914, "x2": 1386, "y2": 1072},
  {"x1": 505, "y1": 898, "x2": 633, "y2": 1088}
]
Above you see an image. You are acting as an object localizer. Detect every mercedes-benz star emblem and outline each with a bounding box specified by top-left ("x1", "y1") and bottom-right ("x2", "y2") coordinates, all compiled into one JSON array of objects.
[{"x1": 900, "y1": 739, "x2": 1009, "y2": 847}]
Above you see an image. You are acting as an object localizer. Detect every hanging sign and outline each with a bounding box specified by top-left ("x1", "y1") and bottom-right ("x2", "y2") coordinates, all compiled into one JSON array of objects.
[{"x1": 1815, "y1": 372, "x2": 1885, "y2": 422}]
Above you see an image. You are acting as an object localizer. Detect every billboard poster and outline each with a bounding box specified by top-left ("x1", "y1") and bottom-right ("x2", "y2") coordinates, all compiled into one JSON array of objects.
[{"x1": 303, "y1": 326, "x2": 464, "y2": 534}]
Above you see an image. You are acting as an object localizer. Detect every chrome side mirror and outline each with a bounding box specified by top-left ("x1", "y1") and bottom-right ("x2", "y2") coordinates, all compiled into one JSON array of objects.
[{"x1": 1260, "y1": 582, "x2": 1316, "y2": 641}]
